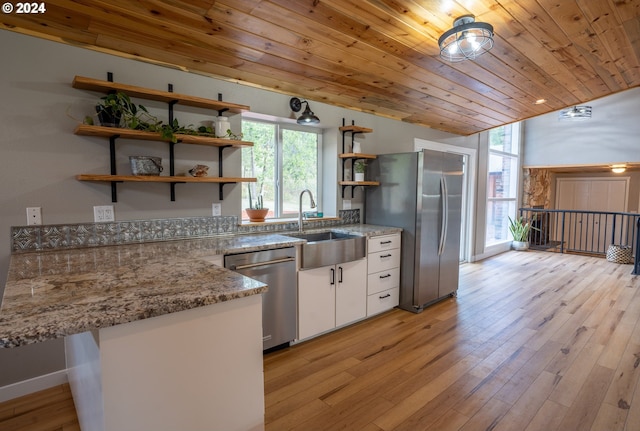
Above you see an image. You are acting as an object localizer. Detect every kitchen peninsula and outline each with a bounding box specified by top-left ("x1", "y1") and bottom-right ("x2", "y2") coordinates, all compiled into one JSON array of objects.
[
  {"x1": 1, "y1": 221, "x2": 401, "y2": 431},
  {"x1": 0, "y1": 233, "x2": 304, "y2": 431}
]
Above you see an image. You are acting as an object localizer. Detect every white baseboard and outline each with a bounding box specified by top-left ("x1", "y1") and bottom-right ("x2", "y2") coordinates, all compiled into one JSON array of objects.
[{"x1": 0, "y1": 370, "x2": 68, "y2": 403}]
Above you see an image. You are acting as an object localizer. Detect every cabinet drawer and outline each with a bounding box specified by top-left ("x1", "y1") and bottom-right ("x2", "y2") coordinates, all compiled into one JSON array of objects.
[
  {"x1": 367, "y1": 267, "x2": 399, "y2": 295},
  {"x1": 368, "y1": 234, "x2": 400, "y2": 254},
  {"x1": 367, "y1": 249, "x2": 400, "y2": 274},
  {"x1": 367, "y1": 288, "x2": 399, "y2": 316}
]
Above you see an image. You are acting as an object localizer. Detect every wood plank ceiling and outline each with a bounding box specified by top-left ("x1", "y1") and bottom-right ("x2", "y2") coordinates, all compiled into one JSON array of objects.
[{"x1": 2, "y1": 0, "x2": 640, "y2": 136}]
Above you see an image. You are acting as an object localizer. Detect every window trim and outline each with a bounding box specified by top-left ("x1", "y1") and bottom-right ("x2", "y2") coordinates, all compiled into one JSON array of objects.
[{"x1": 241, "y1": 118, "x2": 322, "y2": 220}]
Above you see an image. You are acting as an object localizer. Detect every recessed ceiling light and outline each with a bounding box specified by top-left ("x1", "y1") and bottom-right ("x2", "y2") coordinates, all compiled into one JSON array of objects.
[
  {"x1": 611, "y1": 164, "x2": 626, "y2": 173},
  {"x1": 534, "y1": 99, "x2": 547, "y2": 105}
]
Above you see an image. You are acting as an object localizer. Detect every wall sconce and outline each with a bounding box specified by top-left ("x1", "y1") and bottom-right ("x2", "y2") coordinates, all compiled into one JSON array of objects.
[
  {"x1": 438, "y1": 15, "x2": 494, "y2": 62},
  {"x1": 611, "y1": 164, "x2": 626, "y2": 173},
  {"x1": 289, "y1": 97, "x2": 320, "y2": 124}
]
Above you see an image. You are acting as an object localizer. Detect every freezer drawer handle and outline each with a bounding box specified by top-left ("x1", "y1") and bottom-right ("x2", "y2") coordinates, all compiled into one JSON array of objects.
[
  {"x1": 379, "y1": 274, "x2": 392, "y2": 279},
  {"x1": 379, "y1": 240, "x2": 392, "y2": 244},
  {"x1": 380, "y1": 254, "x2": 392, "y2": 258},
  {"x1": 230, "y1": 256, "x2": 295, "y2": 270},
  {"x1": 379, "y1": 293, "x2": 391, "y2": 299}
]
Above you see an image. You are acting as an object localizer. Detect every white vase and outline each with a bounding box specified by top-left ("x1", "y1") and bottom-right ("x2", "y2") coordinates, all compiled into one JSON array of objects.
[
  {"x1": 355, "y1": 172, "x2": 365, "y2": 182},
  {"x1": 352, "y1": 141, "x2": 361, "y2": 153}
]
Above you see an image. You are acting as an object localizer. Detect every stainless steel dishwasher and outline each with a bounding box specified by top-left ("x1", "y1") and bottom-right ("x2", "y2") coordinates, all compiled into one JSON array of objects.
[{"x1": 224, "y1": 247, "x2": 297, "y2": 351}]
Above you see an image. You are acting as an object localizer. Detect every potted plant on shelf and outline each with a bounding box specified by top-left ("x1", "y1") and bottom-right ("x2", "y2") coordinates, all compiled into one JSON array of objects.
[
  {"x1": 508, "y1": 216, "x2": 538, "y2": 251},
  {"x1": 246, "y1": 187, "x2": 269, "y2": 222},
  {"x1": 354, "y1": 160, "x2": 366, "y2": 182}
]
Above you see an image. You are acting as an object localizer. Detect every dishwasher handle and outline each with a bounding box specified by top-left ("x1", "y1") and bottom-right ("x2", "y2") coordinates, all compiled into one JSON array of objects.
[{"x1": 228, "y1": 256, "x2": 295, "y2": 271}]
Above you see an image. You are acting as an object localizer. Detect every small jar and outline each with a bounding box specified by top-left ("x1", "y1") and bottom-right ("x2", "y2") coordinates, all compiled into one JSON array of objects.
[{"x1": 215, "y1": 116, "x2": 231, "y2": 138}]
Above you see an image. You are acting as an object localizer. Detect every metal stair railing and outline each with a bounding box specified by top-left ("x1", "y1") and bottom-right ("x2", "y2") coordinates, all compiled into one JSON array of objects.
[{"x1": 517, "y1": 208, "x2": 639, "y2": 274}]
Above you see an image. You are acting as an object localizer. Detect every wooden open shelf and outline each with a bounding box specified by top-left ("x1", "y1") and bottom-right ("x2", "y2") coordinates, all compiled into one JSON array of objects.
[
  {"x1": 339, "y1": 125, "x2": 373, "y2": 134},
  {"x1": 339, "y1": 181, "x2": 380, "y2": 186},
  {"x1": 74, "y1": 125, "x2": 253, "y2": 148},
  {"x1": 76, "y1": 175, "x2": 256, "y2": 183},
  {"x1": 339, "y1": 153, "x2": 377, "y2": 160},
  {"x1": 72, "y1": 76, "x2": 249, "y2": 113}
]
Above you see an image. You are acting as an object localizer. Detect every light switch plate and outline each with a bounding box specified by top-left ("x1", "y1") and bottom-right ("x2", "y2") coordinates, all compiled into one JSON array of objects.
[{"x1": 212, "y1": 203, "x2": 222, "y2": 216}]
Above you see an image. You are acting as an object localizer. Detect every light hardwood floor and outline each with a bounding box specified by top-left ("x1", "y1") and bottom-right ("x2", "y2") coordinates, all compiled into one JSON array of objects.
[
  {"x1": 264, "y1": 251, "x2": 640, "y2": 431},
  {"x1": 2, "y1": 251, "x2": 638, "y2": 430},
  {"x1": 0, "y1": 384, "x2": 79, "y2": 431}
]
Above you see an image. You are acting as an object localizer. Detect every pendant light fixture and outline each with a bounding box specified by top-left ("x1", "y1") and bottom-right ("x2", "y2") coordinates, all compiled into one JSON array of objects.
[
  {"x1": 438, "y1": 15, "x2": 494, "y2": 62},
  {"x1": 289, "y1": 97, "x2": 320, "y2": 124},
  {"x1": 558, "y1": 105, "x2": 592, "y2": 120}
]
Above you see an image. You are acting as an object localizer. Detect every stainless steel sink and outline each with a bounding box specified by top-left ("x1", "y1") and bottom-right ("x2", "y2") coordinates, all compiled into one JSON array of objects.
[{"x1": 284, "y1": 230, "x2": 366, "y2": 269}]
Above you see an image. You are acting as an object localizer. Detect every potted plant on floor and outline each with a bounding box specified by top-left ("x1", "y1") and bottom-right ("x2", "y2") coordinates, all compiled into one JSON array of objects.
[
  {"x1": 508, "y1": 216, "x2": 538, "y2": 251},
  {"x1": 245, "y1": 187, "x2": 269, "y2": 222}
]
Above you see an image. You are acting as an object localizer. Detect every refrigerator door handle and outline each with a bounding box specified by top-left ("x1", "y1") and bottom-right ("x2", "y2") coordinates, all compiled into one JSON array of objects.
[{"x1": 438, "y1": 175, "x2": 449, "y2": 256}]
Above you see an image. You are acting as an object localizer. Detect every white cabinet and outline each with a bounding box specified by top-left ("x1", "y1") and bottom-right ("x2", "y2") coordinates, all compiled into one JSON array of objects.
[
  {"x1": 298, "y1": 258, "x2": 367, "y2": 340},
  {"x1": 367, "y1": 233, "x2": 401, "y2": 316}
]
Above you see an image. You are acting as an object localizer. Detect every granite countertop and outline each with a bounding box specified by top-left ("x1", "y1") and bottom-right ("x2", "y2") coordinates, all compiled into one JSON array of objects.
[{"x1": 0, "y1": 224, "x2": 401, "y2": 348}]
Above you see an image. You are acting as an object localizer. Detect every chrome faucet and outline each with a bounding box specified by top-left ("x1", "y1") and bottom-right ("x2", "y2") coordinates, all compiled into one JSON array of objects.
[{"x1": 298, "y1": 189, "x2": 316, "y2": 232}]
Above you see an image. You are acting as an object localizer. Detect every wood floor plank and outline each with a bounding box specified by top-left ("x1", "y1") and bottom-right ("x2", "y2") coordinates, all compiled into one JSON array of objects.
[{"x1": 557, "y1": 364, "x2": 616, "y2": 430}]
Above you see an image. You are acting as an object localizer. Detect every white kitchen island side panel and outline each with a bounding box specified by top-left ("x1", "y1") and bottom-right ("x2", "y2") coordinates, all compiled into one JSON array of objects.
[{"x1": 66, "y1": 294, "x2": 265, "y2": 431}]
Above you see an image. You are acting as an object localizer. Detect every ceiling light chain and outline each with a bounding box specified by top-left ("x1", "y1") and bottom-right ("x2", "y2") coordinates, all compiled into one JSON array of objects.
[{"x1": 438, "y1": 15, "x2": 494, "y2": 62}]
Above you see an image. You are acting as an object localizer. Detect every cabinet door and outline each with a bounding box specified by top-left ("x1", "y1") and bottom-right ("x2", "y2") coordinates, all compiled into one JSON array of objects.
[
  {"x1": 298, "y1": 266, "x2": 335, "y2": 340},
  {"x1": 335, "y1": 258, "x2": 368, "y2": 328}
]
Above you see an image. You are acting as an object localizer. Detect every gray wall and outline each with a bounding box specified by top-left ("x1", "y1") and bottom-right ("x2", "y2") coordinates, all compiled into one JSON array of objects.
[
  {"x1": 0, "y1": 31, "x2": 460, "y2": 387},
  {"x1": 523, "y1": 88, "x2": 640, "y2": 213},
  {"x1": 523, "y1": 88, "x2": 640, "y2": 168}
]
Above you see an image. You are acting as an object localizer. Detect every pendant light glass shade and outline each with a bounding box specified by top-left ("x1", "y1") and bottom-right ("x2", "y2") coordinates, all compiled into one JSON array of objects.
[
  {"x1": 438, "y1": 15, "x2": 494, "y2": 62},
  {"x1": 289, "y1": 97, "x2": 320, "y2": 124}
]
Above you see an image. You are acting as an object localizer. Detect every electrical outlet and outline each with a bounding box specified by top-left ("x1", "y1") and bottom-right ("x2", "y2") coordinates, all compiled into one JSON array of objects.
[
  {"x1": 212, "y1": 203, "x2": 222, "y2": 216},
  {"x1": 94, "y1": 205, "x2": 115, "y2": 222},
  {"x1": 26, "y1": 207, "x2": 42, "y2": 225},
  {"x1": 343, "y1": 200, "x2": 351, "y2": 210}
]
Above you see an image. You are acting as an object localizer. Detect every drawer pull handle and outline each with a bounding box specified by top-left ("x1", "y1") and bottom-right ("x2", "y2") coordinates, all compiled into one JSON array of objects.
[
  {"x1": 380, "y1": 240, "x2": 392, "y2": 244},
  {"x1": 379, "y1": 274, "x2": 392, "y2": 279},
  {"x1": 379, "y1": 293, "x2": 391, "y2": 299},
  {"x1": 380, "y1": 254, "x2": 392, "y2": 258}
]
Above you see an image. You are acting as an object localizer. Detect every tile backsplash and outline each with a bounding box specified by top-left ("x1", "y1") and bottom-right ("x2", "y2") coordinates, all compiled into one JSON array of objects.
[{"x1": 10, "y1": 210, "x2": 360, "y2": 253}]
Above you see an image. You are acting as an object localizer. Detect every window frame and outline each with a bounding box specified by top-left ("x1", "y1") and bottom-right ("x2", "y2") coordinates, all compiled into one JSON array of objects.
[
  {"x1": 485, "y1": 122, "x2": 522, "y2": 247},
  {"x1": 241, "y1": 118, "x2": 322, "y2": 220}
]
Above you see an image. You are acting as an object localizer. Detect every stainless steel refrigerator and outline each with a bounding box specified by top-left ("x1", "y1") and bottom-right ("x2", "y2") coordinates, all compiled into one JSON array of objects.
[{"x1": 366, "y1": 150, "x2": 463, "y2": 313}]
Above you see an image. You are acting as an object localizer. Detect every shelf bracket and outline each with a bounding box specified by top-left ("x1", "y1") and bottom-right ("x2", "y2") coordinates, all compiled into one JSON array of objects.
[
  {"x1": 218, "y1": 182, "x2": 236, "y2": 201},
  {"x1": 108, "y1": 135, "x2": 120, "y2": 202},
  {"x1": 170, "y1": 181, "x2": 186, "y2": 202}
]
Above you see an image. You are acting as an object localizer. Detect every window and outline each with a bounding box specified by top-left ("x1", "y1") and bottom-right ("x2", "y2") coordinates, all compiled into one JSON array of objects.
[
  {"x1": 241, "y1": 119, "x2": 321, "y2": 220},
  {"x1": 486, "y1": 123, "x2": 520, "y2": 246}
]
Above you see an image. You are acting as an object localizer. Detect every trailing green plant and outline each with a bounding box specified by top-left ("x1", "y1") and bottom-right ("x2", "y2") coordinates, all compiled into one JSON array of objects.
[
  {"x1": 508, "y1": 216, "x2": 539, "y2": 242},
  {"x1": 354, "y1": 160, "x2": 366, "y2": 173},
  {"x1": 89, "y1": 92, "x2": 244, "y2": 143}
]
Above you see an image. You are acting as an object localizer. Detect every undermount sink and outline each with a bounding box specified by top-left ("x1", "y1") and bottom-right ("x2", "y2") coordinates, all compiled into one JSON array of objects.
[{"x1": 284, "y1": 230, "x2": 366, "y2": 269}]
